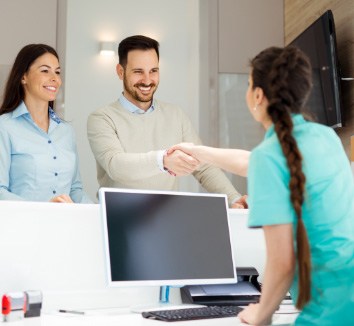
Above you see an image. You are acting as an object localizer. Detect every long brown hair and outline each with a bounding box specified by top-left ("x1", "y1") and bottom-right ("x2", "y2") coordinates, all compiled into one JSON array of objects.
[
  {"x1": 251, "y1": 46, "x2": 312, "y2": 309},
  {"x1": 0, "y1": 43, "x2": 59, "y2": 115}
]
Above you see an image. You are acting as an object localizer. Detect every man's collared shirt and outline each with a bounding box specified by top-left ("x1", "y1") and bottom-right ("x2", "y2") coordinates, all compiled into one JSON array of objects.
[{"x1": 119, "y1": 93, "x2": 155, "y2": 114}]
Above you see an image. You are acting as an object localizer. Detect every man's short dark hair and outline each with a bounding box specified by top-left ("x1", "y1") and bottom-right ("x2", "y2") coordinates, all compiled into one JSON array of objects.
[{"x1": 118, "y1": 35, "x2": 160, "y2": 68}]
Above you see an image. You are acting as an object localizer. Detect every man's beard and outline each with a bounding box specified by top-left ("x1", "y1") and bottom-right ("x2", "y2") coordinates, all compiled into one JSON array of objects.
[{"x1": 123, "y1": 78, "x2": 157, "y2": 103}]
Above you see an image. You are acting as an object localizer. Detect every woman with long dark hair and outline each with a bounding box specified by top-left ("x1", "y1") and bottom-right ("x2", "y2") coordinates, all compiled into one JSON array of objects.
[
  {"x1": 169, "y1": 46, "x2": 354, "y2": 325},
  {"x1": 0, "y1": 44, "x2": 91, "y2": 203}
]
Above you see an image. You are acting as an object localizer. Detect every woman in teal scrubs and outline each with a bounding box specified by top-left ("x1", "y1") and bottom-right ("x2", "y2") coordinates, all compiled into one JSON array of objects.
[{"x1": 168, "y1": 46, "x2": 354, "y2": 325}]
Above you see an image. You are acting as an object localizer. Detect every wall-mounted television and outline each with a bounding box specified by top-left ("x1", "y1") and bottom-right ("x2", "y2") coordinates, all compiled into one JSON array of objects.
[{"x1": 289, "y1": 10, "x2": 343, "y2": 128}]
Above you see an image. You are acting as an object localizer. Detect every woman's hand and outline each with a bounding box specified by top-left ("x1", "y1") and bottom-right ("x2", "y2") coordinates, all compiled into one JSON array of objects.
[
  {"x1": 50, "y1": 194, "x2": 74, "y2": 203},
  {"x1": 167, "y1": 143, "x2": 198, "y2": 158},
  {"x1": 238, "y1": 303, "x2": 272, "y2": 325}
]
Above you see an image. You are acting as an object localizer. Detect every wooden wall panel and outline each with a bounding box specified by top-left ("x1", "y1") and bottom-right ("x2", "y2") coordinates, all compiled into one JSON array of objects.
[{"x1": 284, "y1": 0, "x2": 354, "y2": 156}]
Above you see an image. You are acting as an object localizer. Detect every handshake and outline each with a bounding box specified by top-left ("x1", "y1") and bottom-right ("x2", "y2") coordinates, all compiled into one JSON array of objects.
[
  {"x1": 163, "y1": 143, "x2": 250, "y2": 209},
  {"x1": 163, "y1": 143, "x2": 202, "y2": 177}
]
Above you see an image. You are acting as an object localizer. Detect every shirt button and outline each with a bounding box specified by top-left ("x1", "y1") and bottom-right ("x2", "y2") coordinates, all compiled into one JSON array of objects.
[
  {"x1": 55, "y1": 173, "x2": 58, "y2": 176},
  {"x1": 53, "y1": 156, "x2": 57, "y2": 159},
  {"x1": 48, "y1": 140, "x2": 52, "y2": 144},
  {"x1": 53, "y1": 190, "x2": 56, "y2": 194}
]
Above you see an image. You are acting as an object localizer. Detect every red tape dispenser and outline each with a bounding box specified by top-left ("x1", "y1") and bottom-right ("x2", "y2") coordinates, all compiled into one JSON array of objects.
[{"x1": 2, "y1": 292, "x2": 26, "y2": 322}]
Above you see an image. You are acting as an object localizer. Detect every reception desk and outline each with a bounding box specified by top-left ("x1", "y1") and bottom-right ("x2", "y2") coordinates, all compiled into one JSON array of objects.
[{"x1": 0, "y1": 201, "x2": 295, "y2": 325}]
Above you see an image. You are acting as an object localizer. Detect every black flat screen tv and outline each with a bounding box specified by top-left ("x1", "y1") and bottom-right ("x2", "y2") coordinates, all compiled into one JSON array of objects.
[{"x1": 289, "y1": 10, "x2": 343, "y2": 128}]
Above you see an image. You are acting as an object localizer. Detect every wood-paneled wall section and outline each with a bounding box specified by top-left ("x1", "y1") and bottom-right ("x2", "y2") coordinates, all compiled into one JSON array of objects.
[{"x1": 284, "y1": 0, "x2": 354, "y2": 156}]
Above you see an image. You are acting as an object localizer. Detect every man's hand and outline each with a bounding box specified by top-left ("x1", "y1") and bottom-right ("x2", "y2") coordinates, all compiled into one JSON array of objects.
[
  {"x1": 231, "y1": 195, "x2": 248, "y2": 209},
  {"x1": 164, "y1": 149, "x2": 200, "y2": 176}
]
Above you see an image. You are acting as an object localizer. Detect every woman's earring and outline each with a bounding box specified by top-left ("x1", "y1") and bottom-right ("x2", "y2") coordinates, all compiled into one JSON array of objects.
[{"x1": 253, "y1": 105, "x2": 258, "y2": 111}]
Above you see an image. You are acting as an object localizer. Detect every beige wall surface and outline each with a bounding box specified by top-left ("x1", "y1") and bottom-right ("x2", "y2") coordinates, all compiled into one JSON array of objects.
[
  {"x1": 0, "y1": 0, "x2": 57, "y2": 64},
  {"x1": 199, "y1": 0, "x2": 284, "y2": 148},
  {"x1": 285, "y1": 0, "x2": 354, "y2": 156},
  {"x1": 0, "y1": 0, "x2": 57, "y2": 104},
  {"x1": 218, "y1": 0, "x2": 284, "y2": 73},
  {"x1": 199, "y1": 0, "x2": 284, "y2": 194}
]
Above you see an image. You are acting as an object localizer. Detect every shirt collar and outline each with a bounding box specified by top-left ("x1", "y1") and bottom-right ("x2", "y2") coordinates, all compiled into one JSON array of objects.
[
  {"x1": 11, "y1": 101, "x2": 61, "y2": 124},
  {"x1": 264, "y1": 114, "x2": 305, "y2": 139},
  {"x1": 119, "y1": 93, "x2": 155, "y2": 114},
  {"x1": 49, "y1": 108, "x2": 61, "y2": 124},
  {"x1": 11, "y1": 101, "x2": 29, "y2": 118}
]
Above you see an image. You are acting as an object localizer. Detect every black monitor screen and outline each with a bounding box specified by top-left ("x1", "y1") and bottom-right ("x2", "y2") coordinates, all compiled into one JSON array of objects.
[{"x1": 99, "y1": 188, "x2": 236, "y2": 286}]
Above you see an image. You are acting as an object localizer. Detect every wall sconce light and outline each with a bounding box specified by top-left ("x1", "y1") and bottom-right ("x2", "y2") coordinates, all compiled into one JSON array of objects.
[{"x1": 99, "y1": 41, "x2": 116, "y2": 56}]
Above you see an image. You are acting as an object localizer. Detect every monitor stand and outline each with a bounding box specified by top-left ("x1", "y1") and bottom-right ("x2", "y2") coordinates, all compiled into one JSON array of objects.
[
  {"x1": 130, "y1": 286, "x2": 202, "y2": 313},
  {"x1": 159, "y1": 285, "x2": 170, "y2": 304}
]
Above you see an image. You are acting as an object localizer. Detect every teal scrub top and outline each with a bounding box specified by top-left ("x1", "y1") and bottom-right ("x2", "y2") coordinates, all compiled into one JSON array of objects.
[{"x1": 248, "y1": 115, "x2": 354, "y2": 325}]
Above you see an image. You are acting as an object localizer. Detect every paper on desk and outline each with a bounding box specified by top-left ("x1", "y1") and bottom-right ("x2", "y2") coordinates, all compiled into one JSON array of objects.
[
  {"x1": 275, "y1": 304, "x2": 299, "y2": 314},
  {"x1": 199, "y1": 282, "x2": 260, "y2": 296}
]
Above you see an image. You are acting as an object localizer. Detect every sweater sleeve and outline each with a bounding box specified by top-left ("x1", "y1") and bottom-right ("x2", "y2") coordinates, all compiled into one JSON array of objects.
[
  {"x1": 178, "y1": 110, "x2": 242, "y2": 206},
  {"x1": 87, "y1": 108, "x2": 162, "y2": 183},
  {"x1": 193, "y1": 164, "x2": 242, "y2": 206}
]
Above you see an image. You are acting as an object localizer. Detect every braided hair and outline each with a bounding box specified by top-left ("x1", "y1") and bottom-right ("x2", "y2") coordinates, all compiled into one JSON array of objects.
[{"x1": 251, "y1": 46, "x2": 312, "y2": 309}]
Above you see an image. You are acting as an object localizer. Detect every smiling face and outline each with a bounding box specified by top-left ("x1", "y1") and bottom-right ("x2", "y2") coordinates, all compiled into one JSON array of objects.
[
  {"x1": 117, "y1": 49, "x2": 159, "y2": 111},
  {"x1": 22, "y1": 52, "x2": 61, "y2": 105}
]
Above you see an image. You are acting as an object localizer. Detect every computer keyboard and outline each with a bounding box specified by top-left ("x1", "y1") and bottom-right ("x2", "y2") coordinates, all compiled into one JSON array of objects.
[{"x1": 141, "y1": 305, "x2": 243, "y2": 322}]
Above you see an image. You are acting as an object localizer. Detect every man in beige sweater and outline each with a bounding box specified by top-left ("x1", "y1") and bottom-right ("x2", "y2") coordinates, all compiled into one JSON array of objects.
[{"x1": 87, "y1": 35, "x2": 247, "y2": 208}]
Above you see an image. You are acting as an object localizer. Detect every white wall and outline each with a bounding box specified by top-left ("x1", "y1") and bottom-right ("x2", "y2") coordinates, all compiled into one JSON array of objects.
[{"x1": 62, "y1": 0, "x2": 200, "y2": 201}]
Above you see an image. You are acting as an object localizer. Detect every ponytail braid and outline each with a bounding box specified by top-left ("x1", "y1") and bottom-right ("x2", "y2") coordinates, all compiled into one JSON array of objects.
[
  {"x1": 251, "y1": 46, "x2": 313, "y2": 310},
  {"x1": 268, "y1": 102, "x2": 311, "y2": 309},
  {"x1": 267, "y1": 47, "x2": 311, "y2": 310}
]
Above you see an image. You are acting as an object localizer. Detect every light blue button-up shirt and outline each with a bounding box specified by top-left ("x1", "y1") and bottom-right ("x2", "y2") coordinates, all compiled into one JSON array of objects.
[
  {"x1": 0, "y1": 102, "x2": 91, "y2": 203},
  {"x1": 119, "y1": 93, "x2": 155, "y2": 114}
]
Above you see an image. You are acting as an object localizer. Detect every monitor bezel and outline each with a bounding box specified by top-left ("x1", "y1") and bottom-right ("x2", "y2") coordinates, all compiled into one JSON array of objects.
[{"x1": 99, "y1": 187, "x2": 237, "y2": 287}]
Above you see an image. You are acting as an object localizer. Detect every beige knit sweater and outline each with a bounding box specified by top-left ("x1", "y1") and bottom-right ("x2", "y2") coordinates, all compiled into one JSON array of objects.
[{"x1": 87, "y1": 99, "x2": 241, "y2": 205}]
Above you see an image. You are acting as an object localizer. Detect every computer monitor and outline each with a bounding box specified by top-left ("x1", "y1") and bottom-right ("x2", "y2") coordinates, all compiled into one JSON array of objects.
[{"x1": 99, "y1": 188, "x2": 237, "y2": 289}]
